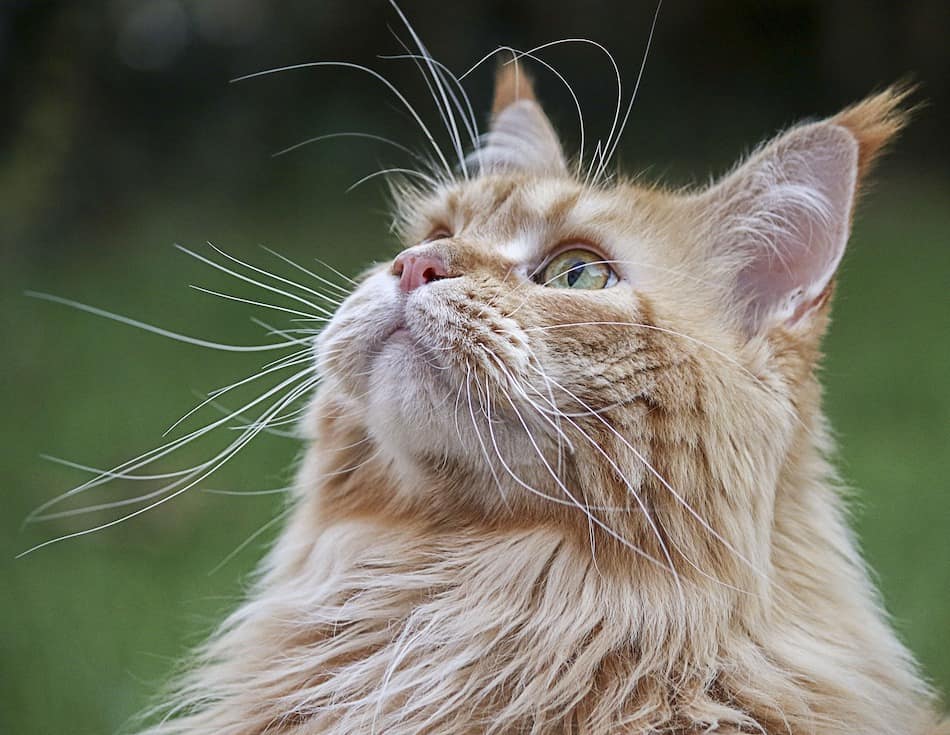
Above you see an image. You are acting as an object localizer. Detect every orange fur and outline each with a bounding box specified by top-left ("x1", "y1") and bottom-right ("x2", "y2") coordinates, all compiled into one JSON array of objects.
[{"x1": 138, "y1": 70, "x2": 945, "y2": 735}]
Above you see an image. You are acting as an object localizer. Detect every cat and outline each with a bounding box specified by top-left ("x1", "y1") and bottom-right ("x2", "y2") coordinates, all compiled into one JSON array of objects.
[{"x1": 136, "y1": 62, "x2": 948, "y2": 735}]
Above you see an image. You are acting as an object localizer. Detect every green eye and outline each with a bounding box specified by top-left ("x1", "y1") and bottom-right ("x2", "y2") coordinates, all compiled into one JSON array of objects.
[{"x1": 538, "y1": 248, "x2": 618, "y2": 290}]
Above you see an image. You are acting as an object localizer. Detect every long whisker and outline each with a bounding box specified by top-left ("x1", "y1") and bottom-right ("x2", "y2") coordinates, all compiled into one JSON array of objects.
[
  {"x1": 484, "y1": 348, "x2": 678, "y2": 572},
  {"x1": 208, "y1": 506, "x2": 294, "y2": 576},
  {"x1": 347, "y1": 167, "x2": 438, "y2": 192},
  {"x1": 26, "y1": 368, "x2": 317, "y2": 522},
  {"x1": 387, "y1": 4, "x2": 469, "y2": 177},
  {"x1": 25, "y1": 291, "x2": 299, "y2": 353},
  {"x1": 379, "y1": 53, "x2": 479, "y2": 155},
  {"x1": 315, "y1": 257, "x2": 360, "y2": 287},
  {"x1": 522, "y1": 320, "x2": 805, "y2": 433},
  {"x1": 202, "y1": 486, "x2": 293, "y2": 497},
  {"x1": 232, "y1": 61, "x2": 454, "y2": 179},
  {"x1": 208, "y1": 244, "x2": 343, "y2": 309},
  {"x1": 18, "y1": 373, "x2": 320, "y2": 557},
  {"x1": 29, "y1": 371, "x2": 319, "y2": 522},
  {"x1": 163, "y1": 353, "x2": 314, "y2": 437},
  {"x1": 479, "y1": 409, "x2": 591, "y2": 512},
  {"x1": 177, "y1": 243, "x2": 335, "y2": 318},
  {"x1": 260, "y1": 247, "x2": 353, "y2": 299},
  {"x1": 476, "y1": 46, "x2": 586, "y2": 177},
  {"x1": 595, "y1": 0, "x2": 663, "y2": 181},
  {"x1": 189, "y1": 285, "x2": 327, "y2": 321},
  {"x1": 460, "y1": 38, "x2": 621, "y2": 189},
  {"x1": 273, "y1": 131, "x2": 417, "y2": 160}
]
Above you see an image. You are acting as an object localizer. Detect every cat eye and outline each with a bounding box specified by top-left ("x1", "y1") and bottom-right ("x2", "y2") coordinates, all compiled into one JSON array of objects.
[
  {"x1": 423, "y1": 226, "x2": 452, "y2": 243},
  {"x1": 537, "y1": 248, "x2": 618, "y2": 290}
]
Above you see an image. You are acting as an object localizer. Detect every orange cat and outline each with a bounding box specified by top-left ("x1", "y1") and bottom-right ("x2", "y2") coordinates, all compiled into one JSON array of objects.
[{"x1": 139, "y1": 63, "x2": 946, "y2": 735}]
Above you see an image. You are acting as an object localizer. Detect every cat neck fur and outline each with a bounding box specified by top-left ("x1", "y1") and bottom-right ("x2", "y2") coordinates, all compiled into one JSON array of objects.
[{"x1": 143, "y1": 382, "x2": 938, "y2": 735}]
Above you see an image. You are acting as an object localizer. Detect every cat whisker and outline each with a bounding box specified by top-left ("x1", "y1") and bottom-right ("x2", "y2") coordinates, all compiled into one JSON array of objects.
[
  {"x1": 232, "y1": 60, "x2": 455, "y2": 180},
  {"x1": 208, "y1": 506, "x2": 295, "y2": 576},
  {"x1": 484, "y1": 344, "x2": 682, "y2": 588},
  {"x1": 22, "y1": 373, "x2": 319, "y2": 539},
  {"x1": 255, "y1": 345, "x2": 316, "y2": 373},
  {"x1": 211, "y1": 384, "x2": 315, "y2": 435},
  {"x1": 314, "y1": 257, "x2": 360, "y2": 288},
  {"x1": 481, "y1": 370, "x2": 619, "y2": 515},
  {"x1": 190, "y1": 285, "x2": 329, "y2": 322},
  {"x1": 523, "y1": 364, "x2": 756, "y2": 597},
  {"x1": 36, "y1": 455, "x2": 198, "y2": 484},
  {"x1": 250, "y1": 318, "x2": 318, "y2": 345},
  {"x1": 202, "y1": 486, "x2": 294, "y2": 497},
  {"x1": 26, "y1": 291, "x2": 300, "y2": 352},
  {"x1": 592, "y1": 0, "x2": 663, "y2": 183},
  {"x1": 472, "y1": 45, "x2": 588, "y2": 178},
  {"x1": 25, "y1": 368, "x2": 318, "y2": 525},
  {"x1": 261, "y1": 247, "x2": 354, "y2": 299},
  {"x1": 164, "y1": 353, "x2": 314, "y2": 437},
  {"x1": 481, "y1": 352, "x2": 576, "y2": 454},
  {"x1": 25, "y1": 372, "x2": 322, "y2": 557},
  {"x1": 493, "y1": 369, "x2": 672, "y2": 574},
  {"x1": 273, "y1": 131, "x2": 417, "y2": 161},
  {"x1": 348, "y1": 167, "x2": 440, "y2": 193},
  {"x1": 207, "y1": 243, "x2": 345, "y2": 310},
  {"x1": 387, "y1": 5, "x2": 472, "y2": 178},
  {"x1": 523, "y1": 318, "x2": 809, "y2": 436},
  {"x1": 178, "y1": 243, "x2": 336, "y2": 318},
  {"x1": 378, "y1": 52, "x2": 479, "y2": 156},
  {"x1": 33, "y1": 372, "x2": 319, "y2": 522},
  {"x1": 459, "y1": 38, "x2": 624, "y2": 185}
]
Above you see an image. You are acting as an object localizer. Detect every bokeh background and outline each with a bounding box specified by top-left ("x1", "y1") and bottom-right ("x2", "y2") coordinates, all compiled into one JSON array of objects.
[{"x1": 2, "y1": 1, "x2": 948, "y2": 732}]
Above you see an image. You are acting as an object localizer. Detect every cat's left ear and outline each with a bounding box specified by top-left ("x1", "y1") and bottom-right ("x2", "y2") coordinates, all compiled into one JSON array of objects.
[
  {"x1": 698, "y1": 87, "x2": 911, "y2": 336},
  {"x1": 472, "y1": 62, "x2": 568, "y2": 176}
]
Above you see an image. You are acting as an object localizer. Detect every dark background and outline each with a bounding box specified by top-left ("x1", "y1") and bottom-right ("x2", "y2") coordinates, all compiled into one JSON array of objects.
[{"x1": 2, "y1": 2, "x2": 948, "y2": 732}]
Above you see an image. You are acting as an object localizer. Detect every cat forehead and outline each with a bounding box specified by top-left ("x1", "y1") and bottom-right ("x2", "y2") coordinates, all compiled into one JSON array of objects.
[{"x1": 408, "y1": 175, "x2": 651, "y2": 236}]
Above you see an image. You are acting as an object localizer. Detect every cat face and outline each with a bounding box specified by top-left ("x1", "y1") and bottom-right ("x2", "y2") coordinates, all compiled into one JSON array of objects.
[{"x1": 313, "y1": 66, "x2": 907, "y2": 580}]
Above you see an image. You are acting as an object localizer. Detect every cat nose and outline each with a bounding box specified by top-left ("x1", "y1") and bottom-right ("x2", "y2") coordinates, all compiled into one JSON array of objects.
[{"x1": 391, "y1": 249, "x2": 454, "y2": 292}]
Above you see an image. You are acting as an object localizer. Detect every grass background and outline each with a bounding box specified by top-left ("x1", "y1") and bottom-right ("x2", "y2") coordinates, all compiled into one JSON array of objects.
[{"x1": 2, "y1": 2, "x2": 949, "y2": 732}]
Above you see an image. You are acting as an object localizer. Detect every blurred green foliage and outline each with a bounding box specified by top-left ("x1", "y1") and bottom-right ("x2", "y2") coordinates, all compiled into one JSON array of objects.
[{"x1": 2, "y1": 1, "x2": 948, "y2": 733}]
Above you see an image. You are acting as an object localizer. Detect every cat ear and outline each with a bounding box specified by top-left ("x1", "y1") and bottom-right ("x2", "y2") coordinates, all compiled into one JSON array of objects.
[
  {"x1": 472, "y1": 63, "x2": 568, "y2": 175},
  {"x1": 700, "y1": 87, "x2": 910, "y2": 336}
]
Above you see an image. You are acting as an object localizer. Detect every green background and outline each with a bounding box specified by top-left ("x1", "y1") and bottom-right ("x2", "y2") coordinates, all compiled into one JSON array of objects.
[{"x1": 2, "y1": 2, "x2": 948, "y2": 732}]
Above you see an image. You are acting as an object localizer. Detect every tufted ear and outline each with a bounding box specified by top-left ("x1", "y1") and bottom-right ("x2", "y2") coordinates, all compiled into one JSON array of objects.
[
  {"x1": 471, "y1": 62, "x2": 567, "y2": 176},
  {"x1": 700, "y1": 87, "x2": 911, "y2": 336}
]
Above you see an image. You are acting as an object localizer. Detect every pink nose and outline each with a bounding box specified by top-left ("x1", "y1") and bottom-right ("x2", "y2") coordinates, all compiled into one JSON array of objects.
[{"x1": 392, "y1": 250, "x2": 453, "y2": 292}]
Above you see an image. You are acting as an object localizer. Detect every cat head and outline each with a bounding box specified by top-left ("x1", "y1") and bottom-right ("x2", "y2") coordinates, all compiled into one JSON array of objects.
[{"x1": 313, "y1": 64, "x2": 909, "y2": 588}]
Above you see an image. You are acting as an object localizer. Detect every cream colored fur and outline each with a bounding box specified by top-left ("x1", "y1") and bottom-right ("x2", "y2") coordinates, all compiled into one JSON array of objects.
[{"x1": 139, "y1": 71, "x2": 946, "y2": 734}]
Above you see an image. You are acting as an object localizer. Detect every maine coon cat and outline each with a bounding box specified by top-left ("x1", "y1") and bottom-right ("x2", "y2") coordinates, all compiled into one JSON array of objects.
[{"x1": 126, "y1": 59, "x2": 950, "y2": 735}]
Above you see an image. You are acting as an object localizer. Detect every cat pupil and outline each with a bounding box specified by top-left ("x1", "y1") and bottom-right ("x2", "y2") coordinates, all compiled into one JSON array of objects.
[{"x1": 566, "y1": 261, "x2": 585, "y2": 286}]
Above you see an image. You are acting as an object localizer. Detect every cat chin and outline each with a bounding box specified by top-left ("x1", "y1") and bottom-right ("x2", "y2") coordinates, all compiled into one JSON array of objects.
[{"x1": 365, "y1": 340, "x2": 457, "y2": 439}]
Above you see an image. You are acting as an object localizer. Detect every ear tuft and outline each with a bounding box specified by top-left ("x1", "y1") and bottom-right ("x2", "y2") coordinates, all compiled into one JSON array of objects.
[
  {"x1": 472, "y1": 60, "x2": 567, "y2": 176},
  {"x1": 831, "y1": 83, "x2": 915, "y2": 179},
  {"x1": 492, "y1": 61, "x2": 538, "y2": 116}
]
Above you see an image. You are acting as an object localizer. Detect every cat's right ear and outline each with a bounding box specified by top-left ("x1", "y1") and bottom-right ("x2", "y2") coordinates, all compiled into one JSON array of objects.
[
  {"x1": 471, "y1": 62, "x2": 568, "y2": 176},
  {"x1": 694, "y1": 87, "x2": 911, "y2": 338}
]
